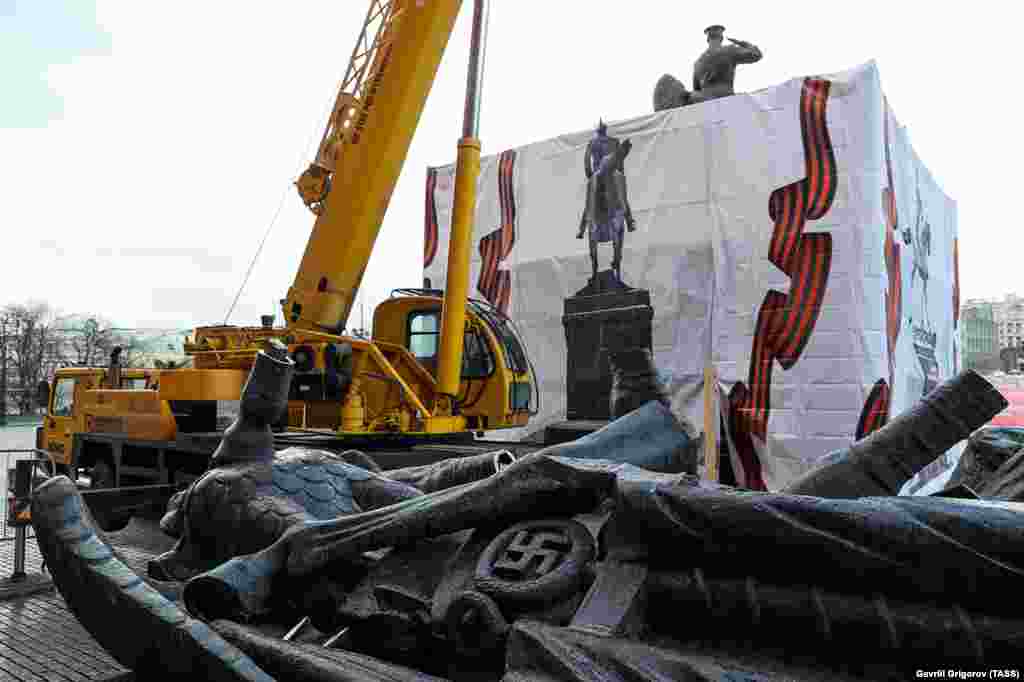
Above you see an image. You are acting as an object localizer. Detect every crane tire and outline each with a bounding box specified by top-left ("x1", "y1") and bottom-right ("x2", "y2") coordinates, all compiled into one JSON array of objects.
[{"x1": 90, "y1": 459, "x2": 131, "y2": 532}]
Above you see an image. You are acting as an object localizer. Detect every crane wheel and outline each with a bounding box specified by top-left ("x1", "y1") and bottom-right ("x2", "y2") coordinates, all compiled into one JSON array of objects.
[
  {"x1": 90, "y1": 458, "x2": 132, "y2": 532},
  {"x1": 91, "y1": 458, "x2": 116, "y2": 489}
]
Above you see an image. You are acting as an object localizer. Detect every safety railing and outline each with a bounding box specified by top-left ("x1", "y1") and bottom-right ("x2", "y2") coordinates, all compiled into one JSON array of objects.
[
  {"x1": 0, "y1": 416, "x2": 42, "y2": 428},
  {"x1": 2, "y1": 449, "x2": 53, "y2": 539},
  {"x1": 0, "y1": 449, "x2": 55, "y2": 597}
]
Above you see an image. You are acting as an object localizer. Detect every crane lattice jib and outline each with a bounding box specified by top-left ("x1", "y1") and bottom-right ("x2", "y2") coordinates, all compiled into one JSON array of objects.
[
  {"x1": 314, "y1": 0, "x2": 399, "y2": 172},
  {"x1": 286, "y1": 0, "x2": 463, "y2": 334}
]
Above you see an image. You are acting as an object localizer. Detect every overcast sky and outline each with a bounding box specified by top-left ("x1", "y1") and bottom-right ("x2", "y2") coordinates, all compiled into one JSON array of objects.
[{"x1": 2, "y1": 1, "x2": 1018, "y2": 330}]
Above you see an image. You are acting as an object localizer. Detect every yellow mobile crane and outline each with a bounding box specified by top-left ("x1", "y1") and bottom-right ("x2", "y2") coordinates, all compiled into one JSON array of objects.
[{"x1": 36, "y1": 0, "x2": 537, "y2": 489}]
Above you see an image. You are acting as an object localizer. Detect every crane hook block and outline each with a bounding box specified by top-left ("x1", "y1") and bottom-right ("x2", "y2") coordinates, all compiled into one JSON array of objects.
[{"x1": 296, "y1": 164, "x2": 332, "y2": 215}]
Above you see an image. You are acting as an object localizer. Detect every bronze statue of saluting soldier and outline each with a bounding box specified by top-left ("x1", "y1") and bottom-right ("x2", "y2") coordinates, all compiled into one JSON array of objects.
[{"x1": 654, "y1": 25, "x2": 762, "y2": 111}]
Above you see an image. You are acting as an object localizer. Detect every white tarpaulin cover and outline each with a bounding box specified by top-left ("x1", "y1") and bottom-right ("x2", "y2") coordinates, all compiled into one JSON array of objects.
[{"x1": 423, "y1": 62, "x2": 960, "y2": 492}]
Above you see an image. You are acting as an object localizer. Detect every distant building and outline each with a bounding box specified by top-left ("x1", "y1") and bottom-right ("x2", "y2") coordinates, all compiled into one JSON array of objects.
[
  {"x1": 994, "y1": 294, "x2": 1024, "y2": 349},
  {"x1": 961, "y1": 299, "x2": 999, "y2": 373},
  {"x1": 119, "y1": 330, "x2": 189, "y2": 369},
  {"x1": 1001, "y1": 344, "x2": 1024, "y2": 373},
  {"x1": 957, "y1": 294, "x2": 1024, "y2": 374}
]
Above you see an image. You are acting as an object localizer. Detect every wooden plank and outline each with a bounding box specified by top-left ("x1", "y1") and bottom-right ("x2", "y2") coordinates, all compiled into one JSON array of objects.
[{"x1": 703, "y1": 364, "x2": 719, "y2": 482}]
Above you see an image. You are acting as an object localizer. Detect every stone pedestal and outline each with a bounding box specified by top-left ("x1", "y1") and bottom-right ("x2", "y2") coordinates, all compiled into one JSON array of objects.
[{"x1": 563, "y1": 270, "x2": 653, "y2": 420}]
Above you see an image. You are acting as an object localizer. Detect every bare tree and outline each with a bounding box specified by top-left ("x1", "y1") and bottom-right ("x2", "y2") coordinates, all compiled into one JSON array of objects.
[
  {"x1": 3, "y1": 302, "x2": 60, "y2": 414},
  {"x1": 1, "y1": 303, "x2": 190, "y2": 414},
  {"x1": 56, "y1": 315, "x2": 114, "y2": 367},
  {"x1": 51, "y1": 315, "x2": 149, "y2": 369}
]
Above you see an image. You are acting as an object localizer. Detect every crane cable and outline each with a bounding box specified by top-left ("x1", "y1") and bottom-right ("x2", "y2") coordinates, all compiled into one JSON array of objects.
[
  {"x1": 223, "y1": 190, "x2": 289, "y2": 325},
  {"x1": 223, "y1": 63, "x2": 355, "y2": 326}
]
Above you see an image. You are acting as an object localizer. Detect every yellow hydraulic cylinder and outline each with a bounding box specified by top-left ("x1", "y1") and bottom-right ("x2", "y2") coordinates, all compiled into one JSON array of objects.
[
  {"x1": 341, "y1": 390, "x2": 365, "y2": 432},
  {"x1": 435, "y1": 0, "x2": 489, "y2": 413},
  {"x1": 436, "y1": 138, "x2": 481, "y2": 402}
]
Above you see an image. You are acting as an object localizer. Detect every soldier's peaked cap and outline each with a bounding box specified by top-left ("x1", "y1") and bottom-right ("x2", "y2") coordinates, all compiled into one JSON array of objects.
[{"x1": 705, "y1": 25, "x2": 725, "y2": 35}]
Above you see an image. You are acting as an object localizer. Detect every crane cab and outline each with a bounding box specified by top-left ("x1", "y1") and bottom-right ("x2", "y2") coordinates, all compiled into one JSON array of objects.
[{"x1": 369, "y1": 289, "x2": 535, "y2": 432}]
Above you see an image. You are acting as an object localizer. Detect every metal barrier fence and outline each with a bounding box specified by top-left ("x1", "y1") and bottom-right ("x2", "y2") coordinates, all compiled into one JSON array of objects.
[
  {"x1": 0, "y1": 416, "x2": 42, "y2": 428},
  {"x1": 0, "y1": 449, "x2": 55, "y2": 599},
  {"x1": 1, "y1": 449, "x2": 52, "y2": 539}
]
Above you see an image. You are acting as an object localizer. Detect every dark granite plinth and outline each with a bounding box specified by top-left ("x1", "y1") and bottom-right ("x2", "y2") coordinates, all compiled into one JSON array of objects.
[{"x1": 563, "y1": 271, "x2": 653, "y2": 421}]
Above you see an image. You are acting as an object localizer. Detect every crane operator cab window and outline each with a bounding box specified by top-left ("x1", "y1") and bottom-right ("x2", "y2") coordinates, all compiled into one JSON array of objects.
[
  {"x1": 51, "y1": 378, "x2": 76, "y2": 417},
  {"x1": 407, "y1": 311, "x2": 494, "y2": 379},
  {"x1": 409, "y1": 311, "x2": 440, "y2": 375},
  {"x1": 461, "y1": 325, "x2": 494, "y2": 377}
]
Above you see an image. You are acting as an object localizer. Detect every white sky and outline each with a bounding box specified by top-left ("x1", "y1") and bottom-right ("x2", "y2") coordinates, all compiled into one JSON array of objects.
[{"x1": 2, "y1": 1, "x2": 1020, "y2": 329}]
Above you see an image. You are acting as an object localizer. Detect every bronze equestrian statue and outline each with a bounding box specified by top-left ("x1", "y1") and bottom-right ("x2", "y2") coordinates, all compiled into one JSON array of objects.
[
  {"x1": 577, "y1": 121, "x2": 636, "y2": 283},
  {"x1": 654, "y1": 25, "x2": 762, "y2": 111}
]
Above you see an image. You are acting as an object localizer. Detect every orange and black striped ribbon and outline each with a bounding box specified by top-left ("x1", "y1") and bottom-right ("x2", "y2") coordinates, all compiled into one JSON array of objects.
[
  {"x1": 882, "y1": 98, "x2": 902, "y2": 401},
  {"x1": 423, "y1": 167, "x2": 439, "y2": 269},
  {"x1": 953, "y1": 238, "x2": 960, "y2": 330},
  {"x1": 477, "y1": 149, "x2": 517, "y2": 315},
  {"x1": 855, "y1": 99, "x2": 904, "y2": 439},
  {"x1": 727, "y1": 78, "x2": 836, "y2": 490},
  {"x1": 953, "y1": 237, "x2": 960, "y2": 373},
  {"x1": 855, "y1": 378, "x2": 891, "y2": 440},
  {"x1": 884, "y1": 205, "x2": 901, "y2": 385}
]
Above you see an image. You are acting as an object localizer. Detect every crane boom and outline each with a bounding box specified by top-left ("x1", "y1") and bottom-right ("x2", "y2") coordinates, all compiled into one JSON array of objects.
[{"x1": 284, "y1": 0, "x2": 463, "y2": 334}]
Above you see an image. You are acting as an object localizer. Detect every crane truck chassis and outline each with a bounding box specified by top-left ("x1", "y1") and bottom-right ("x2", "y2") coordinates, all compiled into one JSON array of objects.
[{"x1": 35, "y1": 293, "x2": 540, "y2": 501}]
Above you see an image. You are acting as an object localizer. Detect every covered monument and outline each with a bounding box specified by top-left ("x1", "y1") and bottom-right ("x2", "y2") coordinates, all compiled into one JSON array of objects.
[{"x1": 424, "y1": 61, "x2": 960, "y2": 492}]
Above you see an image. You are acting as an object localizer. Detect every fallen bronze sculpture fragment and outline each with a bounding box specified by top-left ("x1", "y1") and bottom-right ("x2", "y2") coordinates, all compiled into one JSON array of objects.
[{"x1": 31, "y1": 354, "x2": 1024, "y2": 679}]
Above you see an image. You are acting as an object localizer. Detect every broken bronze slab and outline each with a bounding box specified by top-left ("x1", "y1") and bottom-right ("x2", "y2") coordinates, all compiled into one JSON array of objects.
[{"x1": 784, "y1": 370, "x2": 1007, "y2": 498}]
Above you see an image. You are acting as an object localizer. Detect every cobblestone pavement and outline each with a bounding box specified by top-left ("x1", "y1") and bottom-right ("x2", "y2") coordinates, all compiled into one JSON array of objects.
[{"x1": 0, "y1": 425, "x2": 134, "y2": 680}]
